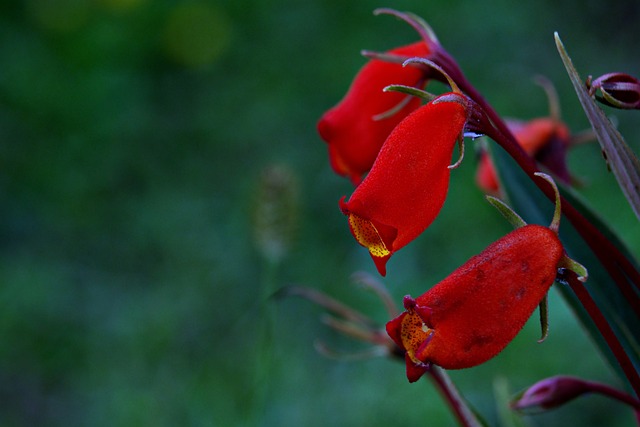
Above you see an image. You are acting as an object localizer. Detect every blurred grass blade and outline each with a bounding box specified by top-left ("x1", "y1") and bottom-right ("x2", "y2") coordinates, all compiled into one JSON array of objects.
[
  {"x1": 490, "y1": 143, "x2": 640, "y2": 391},
  {"x1": 555, "y1": 33, "x2": 640, "y2": 221}
]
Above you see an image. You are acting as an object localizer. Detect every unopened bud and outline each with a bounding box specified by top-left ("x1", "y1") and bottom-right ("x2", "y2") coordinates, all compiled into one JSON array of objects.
[
  {"x1": 587, "y1": 72, "x2": 640, "y2": 110},
  {"x1": 513, "y1": 375, "x2": 640, "y2": 413},
  {"x1": 511, "y1": 375, "x2": 590, "y2": 412}
]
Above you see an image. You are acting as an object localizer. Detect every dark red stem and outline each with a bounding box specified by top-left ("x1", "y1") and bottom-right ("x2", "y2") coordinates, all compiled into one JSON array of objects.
[
  {"x1": 470, "y1": 82, "x2": 640, "y2": 315},
  {"x1": 487, "y1": 110, "x2": 640, "y2": 303},
  {"x1": 433, "y1": 49, "x2": 640, "y2": 397},
  {"x1": 427, "y1": 366, "x2": 482, "y2": 427},
  {"x1": 476, "y1": 87, "x2": 640, "y2": 398},
  {"x1": 458, "y1": 68, "x2": 640, "y2": 299},
  {"x1": 586, "y1": 380, "x2": 640, "y2": 425},
  {"x1": 568, "y1": 278, "x2": 640, "y2": 398},
  {"x1": 587, "y1": 380, "x2": 640, "y2": 410}
]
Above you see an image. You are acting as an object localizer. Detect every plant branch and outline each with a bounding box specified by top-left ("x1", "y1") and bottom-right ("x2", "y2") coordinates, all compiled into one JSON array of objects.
[
  {"x1": 586, "y1": 380, "x2": 640, "y2": 410},
  {"x1": 563, "y1": 271, "x2": 640, "y2": 397},
  {"x1": 477, "y1": 89, "x2": 640, "y2": 314},
  {"x1": 458, "y1": 70, "x2": 640, "y2": 299},
  {"x1": 431, "y1": 49, "x2": 640, "y2": 397},
  {"x1": 586, "y1": 380, "x2": 640, "y2": 425},
  {"x1": 427, "y1": 366, "x2": 485, "y2": 427}
]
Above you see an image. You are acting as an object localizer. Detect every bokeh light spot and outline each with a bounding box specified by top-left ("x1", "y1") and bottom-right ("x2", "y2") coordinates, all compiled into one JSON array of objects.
[
  {"x1": 26, "y1": 0, "x2": 92, "y2": 33},
  {"x1": 100, "y1": 0, "x2": 147, "y2": 13},
  {"x1": 163, "y1": 3, "x2": 232, "y2": 68}
]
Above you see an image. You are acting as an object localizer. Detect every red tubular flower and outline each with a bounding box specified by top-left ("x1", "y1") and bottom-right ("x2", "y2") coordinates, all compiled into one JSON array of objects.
[
  {"x1": 475, "y1": 152, "x2": 500, "y2": 194},
  {"x1": 317, "y1": 41, "x2": 430, "y2": 185},
  {"x1": 386, "y1": 224, "x2": 564, "y2": 382},
  {"x1": 476, "y1": 117, "x2": 572, "y2": 194},
  {"x1": 340, "y1": 93, "x2": 467, "y2": 276}
]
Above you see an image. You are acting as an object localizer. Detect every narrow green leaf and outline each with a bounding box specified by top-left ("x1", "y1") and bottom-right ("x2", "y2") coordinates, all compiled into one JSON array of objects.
[
  {"x1": 382, "y1": 84, "x2": 435, "y2": 102},
  {"x1": 538, "y1": 294, "x2": 549, "y2": 343},
  {"x1": 555, "y1": 33, "x2": 640, "y2": 221},
  {"x1": 490, "y1": 142, "x2": 640, "y2": 391},
  {"x1": 485, "y1": 195, "x2": 527, "y2": 228}
]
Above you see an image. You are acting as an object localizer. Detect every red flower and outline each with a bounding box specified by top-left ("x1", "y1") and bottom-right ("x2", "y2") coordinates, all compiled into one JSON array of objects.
[
  {"x1": 386, "y1": 224, "x2": 564, "y2": 382},
  {"x1": 475, "y1": 152, "x2": 500, "y2": 194},
  {"x1": 340, "y1": 93, "x2": 467, "y2": 276},
  {"x1": 317, "y1": 41, "x2": 430, "y2": 185},
  {"x1": 476, "y1": 118, "x2": 572, "y2": 194}
]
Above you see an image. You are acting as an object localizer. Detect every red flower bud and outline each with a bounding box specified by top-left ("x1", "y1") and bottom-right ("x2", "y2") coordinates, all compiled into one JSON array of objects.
[
  {"x1": 475, "y1": 152, "x2": 500, "y2": 194},
  {"x1": 511, "y1": 375, "x2": 591, "y2": 411},
  {"x1": 317, "y1": 42, "x2": 430, "y2": 185},
  {"x1": 513, "y1": 375, "x2": 640, "y2": 413},
  {"x1": 386, "y1": 224, "x2": 564, "y2": 382},
  {"x1": 588, "y1": 72, "x2": 640, "y2": 110},
  {"x1": 510, "y1": 118, "x2": 569, "y2": 154},
  {"x1": 476, "y1": 118, "x2": 572, "y2": 194},
  {"x1": 340, "y1": 93, "x2": 467, "y2": 276}
]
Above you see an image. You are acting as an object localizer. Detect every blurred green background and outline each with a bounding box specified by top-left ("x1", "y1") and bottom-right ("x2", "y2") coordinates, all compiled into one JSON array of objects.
[{"x1": 1, "y1": 0, "x2": 639, "y2": 426}]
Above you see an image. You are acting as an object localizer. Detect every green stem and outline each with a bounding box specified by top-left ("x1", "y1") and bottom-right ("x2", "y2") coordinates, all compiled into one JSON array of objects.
[{"x1": 249, "y1": 259, "x2": 279, "y2": 426}]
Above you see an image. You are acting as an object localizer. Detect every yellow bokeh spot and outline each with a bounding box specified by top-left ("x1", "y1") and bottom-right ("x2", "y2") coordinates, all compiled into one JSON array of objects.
[
  {"x1": 101, "y1": 0, "x2": 147, "y2": 13},
  {"x1": 163, "y1": 3, "x2": 232, "y2": 68},
  {"x1": 26, "y1": 0, "x2": 91, "y2": 33},
  {"x1": 348, "y1": 214, "x2": 390, "y2": 258}
]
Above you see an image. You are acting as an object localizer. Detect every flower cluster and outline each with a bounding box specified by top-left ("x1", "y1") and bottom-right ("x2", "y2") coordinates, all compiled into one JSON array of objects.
[
  {"x1": 307, "y1": 8, "x2": 640, "y2": 427},
  {"x1": 315, "y1": 9, "x2": 587, "y2": 379},
  {"x1": 317, "y1": 41, "x2": 431, "y2": 185}
]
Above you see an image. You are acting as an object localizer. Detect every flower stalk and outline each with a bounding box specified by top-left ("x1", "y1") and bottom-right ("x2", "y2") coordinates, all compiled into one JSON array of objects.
[
  {"x1": 512, "y1": 375, "x2": 640, "y2": 414},
  {"x1": 398, "y1": 21, "x2": 640, "y2": 395},
  {"x1": 428, "y1": 366, "x2": 485, "y2": 427},
  {"x1": 469, "y1": 74, "x2": 640, "y2": 399},
  {"x1": 381, "y1": 2, "x2": 640, "y2": 400},
  {"x1": 281, "y1": 278, "x2": 486, "y2": 427},
  {"x1": 313, "y1": 8, "x2": 640, "y2": 425},
  {"x1": 562, "y1": 268, "x2": 640, "y2": 397}
]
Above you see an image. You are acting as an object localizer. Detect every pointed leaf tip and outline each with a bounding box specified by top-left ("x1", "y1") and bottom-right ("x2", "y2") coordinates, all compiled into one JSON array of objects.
[
  {"x1": 555, "y1": 31, "x2": 640, "y2": 220},
  {"x1": 486, "y1": 195, "x2": 527, "y2": 229}
]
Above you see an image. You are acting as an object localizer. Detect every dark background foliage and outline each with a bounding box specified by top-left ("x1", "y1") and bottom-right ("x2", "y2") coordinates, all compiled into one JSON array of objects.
[{"x1": 0, "y1": 0, "x2": 638, "y2": 426}]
